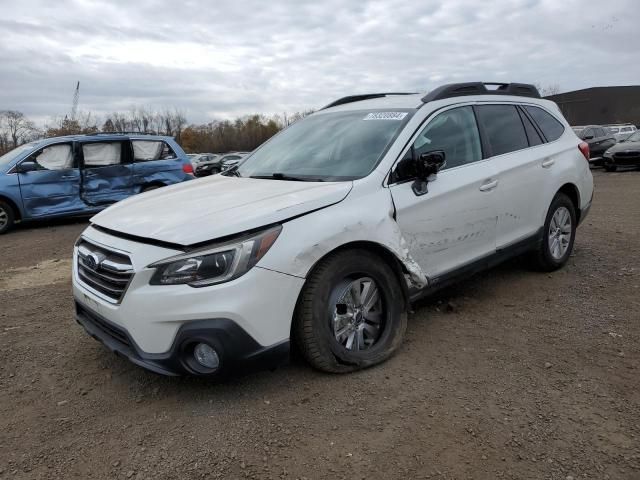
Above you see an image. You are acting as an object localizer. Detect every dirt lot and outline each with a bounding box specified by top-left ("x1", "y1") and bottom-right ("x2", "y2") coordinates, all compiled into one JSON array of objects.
[{"x1": 1, "y1": 170, "x2": 639, "y2": 480}]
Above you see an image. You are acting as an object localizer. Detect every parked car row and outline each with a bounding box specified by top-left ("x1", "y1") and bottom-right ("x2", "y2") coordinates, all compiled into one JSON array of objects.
[
  {"x1": 572, "y1": 124, "x2": 640, "y2": 171},
  {"x1": 0, "y1": 133, "x2": 194, "y2": 234},
  {"x1": 194, "y1": 152, "x2": 249, "y2": 177}
]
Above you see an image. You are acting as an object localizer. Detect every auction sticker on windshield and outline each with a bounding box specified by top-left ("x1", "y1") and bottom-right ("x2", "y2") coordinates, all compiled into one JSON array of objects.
[{"x1": 363, "y1": 112, "x2": 408, "y2": 121}]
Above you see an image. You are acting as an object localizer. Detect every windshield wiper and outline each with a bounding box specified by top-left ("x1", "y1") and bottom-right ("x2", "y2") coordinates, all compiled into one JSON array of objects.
[
  {"x1": 222, "y1": 165, "x2": 241, "y2": 177},
  {"x1": 249, "y1": 173, "x2": 325, "y2": 182}
]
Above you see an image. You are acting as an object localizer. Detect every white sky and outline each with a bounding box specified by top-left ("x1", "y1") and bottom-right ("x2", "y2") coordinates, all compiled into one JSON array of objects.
[{"x1": 0, "y1": 0, "x2": 638, "y2": 125}]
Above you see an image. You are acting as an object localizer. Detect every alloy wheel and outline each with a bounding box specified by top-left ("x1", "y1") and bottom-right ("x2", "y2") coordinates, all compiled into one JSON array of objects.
[
  {"x1": 548, "y1": 206, "x2": 572, "y2": 260},
  {"x1": 330, "y1": 276, "x2": 384, "y2": 351}
]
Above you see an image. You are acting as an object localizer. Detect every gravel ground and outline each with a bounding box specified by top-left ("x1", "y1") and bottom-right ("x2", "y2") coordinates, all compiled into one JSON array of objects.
[{"x1": 1, "y1": 170, "x2": 639, "y2": 480}]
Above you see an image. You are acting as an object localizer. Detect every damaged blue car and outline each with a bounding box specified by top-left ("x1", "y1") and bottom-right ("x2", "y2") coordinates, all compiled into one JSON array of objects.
[{"x1": 0, "y1": 133, "x2": 194, "y2": 234}]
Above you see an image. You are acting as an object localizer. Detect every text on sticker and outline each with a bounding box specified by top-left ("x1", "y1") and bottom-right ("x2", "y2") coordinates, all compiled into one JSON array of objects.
[{"x1": 363, "y1": 112, "x2": 408, "y2": 121}]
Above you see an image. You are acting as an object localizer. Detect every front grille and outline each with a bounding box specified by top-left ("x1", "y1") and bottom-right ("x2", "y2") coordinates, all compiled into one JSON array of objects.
[
  {"x1": 76, "y1": 240, "x2": 134, "y2": 303},
  {"x1": 614, "y1": 151, "x2": 640, "y2": 159},
  {"x1": 77, "y1": 303, "x2": 131, "y2": 348}
]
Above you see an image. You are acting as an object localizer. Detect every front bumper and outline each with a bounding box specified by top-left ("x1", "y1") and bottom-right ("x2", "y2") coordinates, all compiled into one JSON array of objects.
[
  {"x1": 76, "y1": 302, "x2": 289, "y2": 377},
  {"x1": 72, "y1": 225, "x2": 305, "y2": 377}
]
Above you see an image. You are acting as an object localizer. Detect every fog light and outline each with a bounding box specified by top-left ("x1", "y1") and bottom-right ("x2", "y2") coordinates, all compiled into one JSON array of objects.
[{"x1": 194, "y1": 343, "x2": 220, "y2": 370}]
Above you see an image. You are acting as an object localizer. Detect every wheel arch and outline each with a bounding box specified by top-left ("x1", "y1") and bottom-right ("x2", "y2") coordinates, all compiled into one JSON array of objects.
[
  {"x1": 557, "y1": 183, "x2": 581, "y2": 222},
  {"x1": 294, "y1": 240, "x2": 412, "y2": 317},
  {"x1": 0, "y1": 194, "x2": 22, "y2": 222},
  {"x1": 139, "y1": 181, "x2": 166, "y2": 193}
]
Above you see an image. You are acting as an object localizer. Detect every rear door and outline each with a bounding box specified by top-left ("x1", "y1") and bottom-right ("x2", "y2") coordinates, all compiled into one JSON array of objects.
[
  {"x1": 476, "y1": 104, "x2": 550, "y2": 248},
  {"x1": 80, "y1": 140, "x2": 134, "y2": 206},
  {"x1": 389, "y1": 105, "x2": 499, "y2": 279},
  {"x1": 17, "y1": 142, "x2": 85, "y2": 218}
]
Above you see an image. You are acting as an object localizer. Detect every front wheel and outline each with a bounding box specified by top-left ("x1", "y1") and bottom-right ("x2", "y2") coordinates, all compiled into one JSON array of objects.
[
  {"x1": 0, "y1": 200, "x2": 15, "y2": 234},
  {"x1": 530, "y1": 193, "x2": 576, "y2": 271},
  {"x1": 293, "y1": 249, "x2": 407, "y2": 373}
]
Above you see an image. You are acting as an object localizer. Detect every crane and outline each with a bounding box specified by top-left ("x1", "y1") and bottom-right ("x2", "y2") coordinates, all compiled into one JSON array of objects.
[{"x1": 70, "y1": 81, "x2": 80, "y2": 122}]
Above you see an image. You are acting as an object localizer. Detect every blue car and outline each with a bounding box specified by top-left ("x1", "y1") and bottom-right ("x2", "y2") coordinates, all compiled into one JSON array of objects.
[{"x1": 0, "y1": 133, "x2": 194, "y2": 234}]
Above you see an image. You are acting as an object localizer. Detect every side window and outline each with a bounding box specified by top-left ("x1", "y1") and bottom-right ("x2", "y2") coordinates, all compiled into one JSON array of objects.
[
  {"x1": 82, "y1": 142, "x2": 123, "y2": 167},
  {"x1": 524, "y1": 106, "x2": 565, "y2": 142},
  {"x1": 160, "y1": 143, "x2": 177, "y2": 160},
  {"x1": 132, "y1": 140, "x2": 163, "y2": 162},
  {"x1": 476, "y1": 105, "x2": 528, "y2": 156},
  {"x1": 596, "y1": 128, "x2": 606, "y2": 137},
  {"x1": 28, "y1": 144, "x2": 74, "y2": 171},
  {"x1": 412, "y1": 106, "x2": 482, "y2": 170},
  {"x1": 518, "y1": 108, "x2": 543, "y2": 146}
]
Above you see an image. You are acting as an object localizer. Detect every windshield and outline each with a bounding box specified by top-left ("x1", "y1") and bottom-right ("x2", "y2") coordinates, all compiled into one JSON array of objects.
[
  {"x1": 572, "y1": 127, "x2": 584, "y2": 134},
  {"x1": 0, "y1": 142, "x2": 39, "y2": 167},
  {"x1": 233, "y1": 110, "x2": 413, "y2": 181},
  {"x1": 625, "y1": 131, "x2": 640, "y2": 142}
]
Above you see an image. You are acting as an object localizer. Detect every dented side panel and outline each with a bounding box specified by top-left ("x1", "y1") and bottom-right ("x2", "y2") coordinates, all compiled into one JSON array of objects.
[{"x1": 257, "y1": 178, "x2": 429, "y2": 290}]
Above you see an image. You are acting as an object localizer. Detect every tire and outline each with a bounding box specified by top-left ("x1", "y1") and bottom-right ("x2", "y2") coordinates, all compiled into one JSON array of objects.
[
  {"x1": 604, "y1": 164, "x2": 617, "y2": 172},
  {"x1": 141, "y1": 185, "x2": 162, "y2": 193},
  {"x1": 0, "y1": 200, "x2": 15, "y2": 235},
  {"x1": 530, "y1": 193, "x2": 576, "y2": 271},
  {"x1": 293, "y1": 249, "x2": 407, "y2": 373}
]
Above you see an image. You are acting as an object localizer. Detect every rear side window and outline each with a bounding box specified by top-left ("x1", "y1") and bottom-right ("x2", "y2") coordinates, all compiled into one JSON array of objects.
[
  {"x1": 29, "y1": 144, "x2": 74, "y2": 170},
  {"x1": 518, "y1": 109, "x2": 543, "y2": 146},
  {"x1": 83, "y1": 142, "x2": 122, "y2": 167},
  {"x1": 524, "y1": 106, "x2": 564, "y2": 142},
  {"x1": 132, "y1": 140, "x2": 177, "y2": 162},
  {"x1": 476, "y1": 105, "x2": 528, "y2": 156}
]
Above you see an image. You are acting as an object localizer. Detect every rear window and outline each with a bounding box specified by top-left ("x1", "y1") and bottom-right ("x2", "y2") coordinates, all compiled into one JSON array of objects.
[
  {"x1": 132, "y1": 140, "x2": 176, "y2": 162},
  {"x1": 524, "y1": 106, "x2": 564, "y2": 142},
  {"x1": 476, "y1": 105, "x2": 528, "y2": 156}
]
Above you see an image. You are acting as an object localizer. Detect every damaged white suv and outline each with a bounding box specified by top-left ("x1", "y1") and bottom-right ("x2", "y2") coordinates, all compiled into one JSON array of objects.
[{"x1": 72, "y1": 82, "x2": 594, "y2": 378}]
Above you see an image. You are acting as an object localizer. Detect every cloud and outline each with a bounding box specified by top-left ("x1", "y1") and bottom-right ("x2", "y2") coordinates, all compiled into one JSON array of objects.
[{"x1": 0, "y1": 0, "x2": 637, "y2": 126}]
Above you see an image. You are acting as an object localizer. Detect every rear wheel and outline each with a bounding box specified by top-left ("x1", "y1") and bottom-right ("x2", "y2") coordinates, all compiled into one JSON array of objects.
[
  {"x1": 293, "y1": 249, "x2": 407, "y2": 373},
  {"x1": 0, "y1": 200, "x2": 15, "y2": 234},
  {"x1": 530, "y1": 193, "x2": 576, "y2": 271}
]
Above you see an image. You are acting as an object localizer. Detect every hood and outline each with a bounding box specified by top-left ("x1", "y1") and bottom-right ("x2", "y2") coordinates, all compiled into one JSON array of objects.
[
  {"x1": 91, "y1": 175, "x2": 352, "y2": 246},
  {"x1": 607, "y1": 140, "x2": 640, "y2": 153}
]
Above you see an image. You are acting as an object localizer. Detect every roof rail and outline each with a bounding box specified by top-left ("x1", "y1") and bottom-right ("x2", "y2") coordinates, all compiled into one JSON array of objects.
[
  {"x1": 421, "y1": 82, "x2": 541, "y2": 103},
  {"x1": 321, "y1": 92, "x2": 418, "y2": 110},
  {"x1": 88, "y1": 131, "x2": 159, "y2": 136}
]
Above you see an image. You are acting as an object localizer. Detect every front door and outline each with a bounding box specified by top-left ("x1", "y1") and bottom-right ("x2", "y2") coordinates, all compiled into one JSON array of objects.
[
  {"x1": 80, "y1": 140, "x2": 134, "y2": 206},
  {"x1": 17, "y1": 142, "x2": 84, "y2": 218},
  {"x1": 389, "y1": 105, "x2": 499, "y2": 279}
]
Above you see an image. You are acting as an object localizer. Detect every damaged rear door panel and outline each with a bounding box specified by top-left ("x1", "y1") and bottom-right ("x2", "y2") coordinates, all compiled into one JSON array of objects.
[{"x1": 80, "y1": 140, "x2": 134, "y2": 206}]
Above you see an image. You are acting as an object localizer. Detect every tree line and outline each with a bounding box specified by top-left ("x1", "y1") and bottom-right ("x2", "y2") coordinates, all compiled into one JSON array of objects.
[{"x1": 0, "y1": 108, "x2": 313, "y2": 156}]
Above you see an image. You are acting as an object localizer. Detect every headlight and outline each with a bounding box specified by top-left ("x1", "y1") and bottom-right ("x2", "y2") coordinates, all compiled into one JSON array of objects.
[{"x1": 148, "y1": 225, "x2": 281, "y2": 287}]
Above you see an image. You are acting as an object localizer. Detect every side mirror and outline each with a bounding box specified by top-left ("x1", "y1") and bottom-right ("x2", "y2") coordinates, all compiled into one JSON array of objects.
[
  {"x1": 412, "y1": 150, "x2": 446, "y2": 195},
  {"x1": 584, "y1": 135, "x2": 594, "y2": 140},
  {"x1": 16, "y1": 160, "x2": 39, "y2": 173}
]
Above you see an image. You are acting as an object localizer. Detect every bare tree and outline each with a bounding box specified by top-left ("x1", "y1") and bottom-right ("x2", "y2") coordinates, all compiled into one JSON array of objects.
[{"x1": 1, "y1": 110, "x2": 36, "y2": 148}]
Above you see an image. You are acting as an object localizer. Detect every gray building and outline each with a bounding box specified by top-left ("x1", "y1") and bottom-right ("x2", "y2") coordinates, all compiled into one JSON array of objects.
[{"x1": 545, "y1": 86, "x2": 640, "y2": 127}]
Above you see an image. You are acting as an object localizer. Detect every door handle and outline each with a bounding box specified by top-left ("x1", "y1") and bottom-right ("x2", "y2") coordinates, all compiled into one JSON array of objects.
[
  {"x1": 542, "y1": 158, "x2": 555, "y2": 168},
  {"x1": 479, "y1": 179, "x2": 498, "y2": 192}
]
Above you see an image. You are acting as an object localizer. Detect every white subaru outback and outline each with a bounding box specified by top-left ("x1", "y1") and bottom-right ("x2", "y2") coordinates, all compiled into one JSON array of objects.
[{"x1": 72, "y1": 82, "x2": 594, "y2": 378}]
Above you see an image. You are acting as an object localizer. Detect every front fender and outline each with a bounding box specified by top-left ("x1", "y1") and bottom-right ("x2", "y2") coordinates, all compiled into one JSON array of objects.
[{"x1": 257, "y1": 185, "x2": 428, "y2": 290}]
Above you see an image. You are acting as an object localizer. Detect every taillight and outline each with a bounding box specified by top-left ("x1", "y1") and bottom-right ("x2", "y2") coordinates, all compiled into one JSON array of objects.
[
  {"x1": 182, "y1": 163, "x2": 194, "y2": 175},
  {"x1": 578, "y1": 141, "x2": 590, "y2": 162}
]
